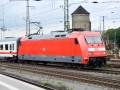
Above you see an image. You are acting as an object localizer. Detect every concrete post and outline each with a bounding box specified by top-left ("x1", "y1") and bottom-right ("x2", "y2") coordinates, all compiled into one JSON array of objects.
[
  {"x1": 114, "y1": 54, "x2": 116, "y2": 59},
  {"x1": 119, "y1": 50, "x2": 120, "y2": 57}
]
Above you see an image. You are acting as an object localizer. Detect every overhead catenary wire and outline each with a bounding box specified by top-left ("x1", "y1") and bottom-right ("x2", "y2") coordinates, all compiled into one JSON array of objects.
[
  {"x1": 0, "y1": 5, "x2": 62, "y2": 26},
  {"x1": 3, "y1": 1, "x2": 54, "y2": 19},
  {"x1": 5, "y1": 17, "x2": 63, "y2": 28},
  {"x1": 2, "y1": 6, "x2": 119, "y2": 28},
  {"x1": 0, "y1": 0, "x2": 120, "y2": 18},
  {"x1": 0, "y1": 1, "x2": 11, "y2": 8},
  {"x1": 0, "y1": 0, "x2": 120, "y2": 34}
]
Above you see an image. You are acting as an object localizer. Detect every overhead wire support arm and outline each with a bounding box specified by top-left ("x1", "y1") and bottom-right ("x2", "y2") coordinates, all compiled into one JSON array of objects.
[
  {"x1": 10, "y1": 0, "x2": 42, "y2": 36},
  {"x1": 30, "y1": 22, "x2": 43, "y2": 35}
]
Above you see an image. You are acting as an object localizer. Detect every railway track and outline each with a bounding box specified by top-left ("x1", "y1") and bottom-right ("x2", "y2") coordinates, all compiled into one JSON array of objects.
[
  {"x1": 105, "y1": 59, "x2": 120, "y2": 68},
  {"x1": 1, "y1": 61, "x2": 120, "y2": 75},
  {"x1": 0, "y1": 62, "x2": 120, "y2": 75},
  {"x1": 0, "y1": 62, "x2": 120, "y2": 89},
  {"x1": 106, "y1": 64, "x2": 120, "y2": 68},
  {"x1": 110, "y1": 60, "x2": 120, "y2": 62},
  {"x1": 80, "y1": 68, "x2": 120, "y2": 75}
]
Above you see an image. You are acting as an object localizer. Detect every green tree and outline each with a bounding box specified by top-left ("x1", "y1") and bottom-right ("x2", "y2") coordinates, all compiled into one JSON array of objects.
[{"x1": 104, "y1": 27, "x2": 120, "y2": 48}]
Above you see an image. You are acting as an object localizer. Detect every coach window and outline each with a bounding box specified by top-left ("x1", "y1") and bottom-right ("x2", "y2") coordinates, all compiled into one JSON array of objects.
[
  {"x1": 13, "y1": 44, "x2": 14, "y2": 50},
  {"x1": 0, "y1": 44, "x2": 3, "y2": 50},
  {"x1": 10, "y1": 44, "x2": 12, "y2": 50},
  {"x1": 5, "y1": 44, "x2": 8, "y2": 50}
]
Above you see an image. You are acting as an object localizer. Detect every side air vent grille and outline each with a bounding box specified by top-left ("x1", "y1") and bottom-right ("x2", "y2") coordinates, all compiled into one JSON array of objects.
[
  {"x1": 55, "y1": 35, "x2": 66, "y2": 37},
  {"x1": 61, "y1": 35, "x2": 66, "y2": 37},
  {"x1": 55, "y1": 35, "x2": 60, "y2": 37}
]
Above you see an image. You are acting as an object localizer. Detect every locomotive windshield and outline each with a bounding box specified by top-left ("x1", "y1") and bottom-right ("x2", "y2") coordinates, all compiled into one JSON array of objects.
[{"x1": 85, "y1": 36, "x2": 102, "y2": 44}]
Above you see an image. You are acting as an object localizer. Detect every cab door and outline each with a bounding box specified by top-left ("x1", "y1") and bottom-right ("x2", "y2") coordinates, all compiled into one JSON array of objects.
[
  {"x1": 70, "y1": 38, "x2": 74, "y2": 56},
  {"x1": 74, "y1": 38, "x2": 81, "y2": 56}
]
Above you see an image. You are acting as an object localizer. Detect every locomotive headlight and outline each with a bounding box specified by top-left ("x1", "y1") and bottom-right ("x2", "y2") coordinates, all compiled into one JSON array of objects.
[
  {"x1": 89, "y1": 52, "x2": 93, "y2": 55},
  {"x1": 102, "y1": 52, "x2": 106, "y2": 54}
]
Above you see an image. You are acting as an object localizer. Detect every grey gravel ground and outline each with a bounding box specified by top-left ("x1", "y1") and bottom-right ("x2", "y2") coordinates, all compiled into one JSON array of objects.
[
  {"x1": 36, "y1": 66, "x2": 120, "y2": 80},
  {"x1": 3, "y1": 68, "x2": 119, "y2": 90}
]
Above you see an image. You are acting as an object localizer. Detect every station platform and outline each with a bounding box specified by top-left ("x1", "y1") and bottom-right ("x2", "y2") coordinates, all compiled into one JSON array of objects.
[{"x1": 0, "y1": 74, "x2": 46, "y2": 90}]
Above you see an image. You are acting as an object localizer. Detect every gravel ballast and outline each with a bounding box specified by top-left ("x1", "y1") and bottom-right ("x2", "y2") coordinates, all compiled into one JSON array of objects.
[{"x1": 2, "y1": 68, "x2": 119, "y2": 90}]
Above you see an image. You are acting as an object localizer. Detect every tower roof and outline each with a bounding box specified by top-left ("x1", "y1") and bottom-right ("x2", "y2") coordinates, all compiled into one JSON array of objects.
[{"x1": 72, "y1": 5, "x2": 90, "y2": 15}]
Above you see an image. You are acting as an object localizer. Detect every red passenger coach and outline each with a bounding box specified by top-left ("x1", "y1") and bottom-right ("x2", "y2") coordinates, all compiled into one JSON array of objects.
[{"x1": 18, "y1": 31, "x2": 109, "y2": 68}]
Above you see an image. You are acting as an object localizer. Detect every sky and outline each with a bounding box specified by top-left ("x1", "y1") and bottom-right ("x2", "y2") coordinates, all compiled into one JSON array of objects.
[{"x1": 0, "y1": 0, "x2": 120, "y2": 38}]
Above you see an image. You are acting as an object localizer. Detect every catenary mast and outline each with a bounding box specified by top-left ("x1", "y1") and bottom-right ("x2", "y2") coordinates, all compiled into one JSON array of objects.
[
  {"x1": 26, "y1": 0, "x2": 30, "y2": 36},
  {"x1": 64, "y1": 0, "x2": 70, "y2": 31}
]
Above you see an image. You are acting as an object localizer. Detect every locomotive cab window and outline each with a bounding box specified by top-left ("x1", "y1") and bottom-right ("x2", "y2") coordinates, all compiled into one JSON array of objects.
[
  {"x1": 93, "y1": 37, "x2": 102, "y2": 44},
  {"x1": 85, "y1": 37, "x2": 94, "y2": 44},
  {"x1": 0, "y1": 44, "x2": 3, "y2": 50},
  {"x1": 5, "y1": 44, "x2": 8, "y2": 50},
  {"x1": 85, "y1": 36, "x2": 102, "y2": 44},
  {"x1": 74, "y1": 38, "x2": 79, "y2": 44}
]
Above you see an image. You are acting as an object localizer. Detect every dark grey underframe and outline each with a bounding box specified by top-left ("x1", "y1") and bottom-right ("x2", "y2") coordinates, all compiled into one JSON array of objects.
[{"x1": 18, "y1": 54, "x2": 82, "y2": 64}]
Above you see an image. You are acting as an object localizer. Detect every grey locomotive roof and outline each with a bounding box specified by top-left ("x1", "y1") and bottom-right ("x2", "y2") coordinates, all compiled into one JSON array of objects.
[
  {"x1": 72, "y1": 5, "x2": 89, "y2": 15},
  {"x1": 26, "y1": 32, "x2": 70, "y2": 40},
  {"x1": 0, "y1": 37, "x2": 21, "y2": 42}
]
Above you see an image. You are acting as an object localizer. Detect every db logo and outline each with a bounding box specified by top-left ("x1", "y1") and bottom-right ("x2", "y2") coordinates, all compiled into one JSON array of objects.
[
  {"x1": 95, "y1": 48, "x2": 99, "y2": 51},
  {"x1": 95, "y1": 53, "x2": 100, "y2": 55}
]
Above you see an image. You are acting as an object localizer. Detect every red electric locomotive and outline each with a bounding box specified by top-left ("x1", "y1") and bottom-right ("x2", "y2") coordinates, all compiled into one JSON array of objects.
[{"x1": 18, "y1": 30, "x2": 110, "y2": 68}]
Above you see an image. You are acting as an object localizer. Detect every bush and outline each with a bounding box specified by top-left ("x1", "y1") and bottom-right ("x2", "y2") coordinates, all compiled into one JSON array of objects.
[{"x1": 105, "y1": 45, "x2": 109, "y2": 50}]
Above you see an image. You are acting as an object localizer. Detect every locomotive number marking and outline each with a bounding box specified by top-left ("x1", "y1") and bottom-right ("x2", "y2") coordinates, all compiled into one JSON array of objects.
[
  {"x1": 99, "y1": 48, "x2": 105, "y2": 51},
  {"x1": 88, "y1": 48, "x2": 95, "y2": 51}
]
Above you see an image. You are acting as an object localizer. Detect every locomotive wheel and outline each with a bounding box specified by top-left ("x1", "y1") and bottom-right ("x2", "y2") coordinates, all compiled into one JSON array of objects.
[
  {"x1": 31, "y1": 61, "x2": 36, "y2": 65},
  {"x1": 23, "y1": 61, "x2": 28, "y2": 64},
  {"x1": 98, "y1": 61, "x2": 103, "y2": 68},
  {"x1": 76, "y1": 65, "x2": 82, "y2": 69},
  {"x1": 63, "y1": 63, "x2": 67, "y2": 68},
  {"x1": 63, "y1": 63, "x2": 72, "y2": 68},
  {"x1": 43, "y1": 62, "x2": 47, "y2": 65}
]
